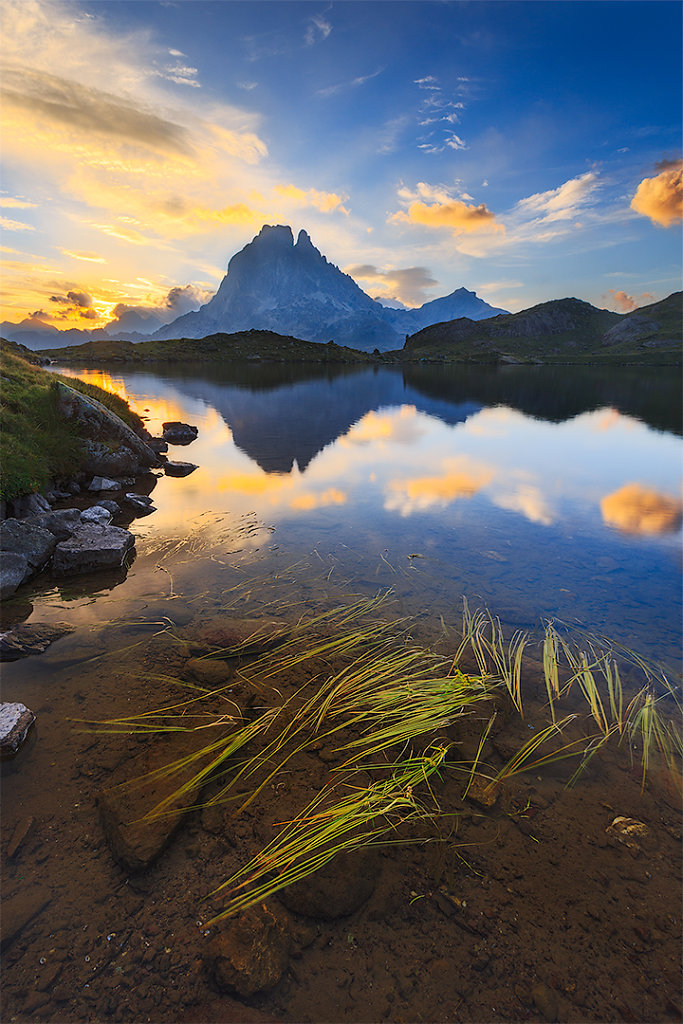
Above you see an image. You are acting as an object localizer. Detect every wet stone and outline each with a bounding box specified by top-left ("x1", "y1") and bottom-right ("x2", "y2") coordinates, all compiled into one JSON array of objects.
[
  {"x1": 206, "y1": 904, "x2": 292, "y2": 998},
  {"x1": 0, "y1": 621, "x2": 75, "y2": 661},
  {"x1": 52, "y1": 524, "x2": 135, "y2": 576},
  {"x1": 0, "y1": 702, "x2": 35, "y2": 753},
  {"x1": 277, "y1": 846, "x2": 381, "y2": 919},
  {"x1": 190, "y1": 616, "x2": 291, "y2": 656},
  {"x1": 164, "y1": 461, "x2": 199, "y2": 477},
  {"x1": 162, "y1": 421, "x2": 199, "y2": 445},
  {"x1": 185, "y1": 657, "x2": 233, "y2": 686}
]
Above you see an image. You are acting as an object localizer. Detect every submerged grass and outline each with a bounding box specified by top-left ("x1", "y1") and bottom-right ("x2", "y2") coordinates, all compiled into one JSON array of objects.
[{"x1": 88, "y1": 592, "x2": 682, "y2": 918}]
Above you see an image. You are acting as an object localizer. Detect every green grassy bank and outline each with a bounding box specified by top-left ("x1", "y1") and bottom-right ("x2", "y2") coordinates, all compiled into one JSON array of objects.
[{"x1": 0, "y1": 339, "x2": 143, "y2": 502}]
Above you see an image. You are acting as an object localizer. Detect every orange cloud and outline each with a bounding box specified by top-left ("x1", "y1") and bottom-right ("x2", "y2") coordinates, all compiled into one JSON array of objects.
[
  {"x1": 603, "y1": 289, "x2": 656, "y2": 313},
  {"x1": 600, "y1": 483, "x2": 683, "y2": 535},
  {"x1": 386, "y1": 459, "x2": 494, "y2": 515},
  {"x1": 341, "y1": 406, "x2": 423, "y2": 446},
  {"x1": 290, "y1": 488, "x2": 347, "y2": 511},
  {"x1": 391, "y1": 199, "x2": 504, "y2": 235},
  {"x1": 630, "y1": 160, "x2": 683, "y2": 228}
]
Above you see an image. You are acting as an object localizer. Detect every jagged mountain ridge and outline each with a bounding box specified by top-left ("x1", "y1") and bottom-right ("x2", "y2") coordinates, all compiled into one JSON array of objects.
[{"x1": 150, "y1": 224, "x2": 507, "y2": 352}]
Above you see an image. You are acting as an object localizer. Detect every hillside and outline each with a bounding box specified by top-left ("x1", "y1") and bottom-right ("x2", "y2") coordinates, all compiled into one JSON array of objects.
[
  {"x1": 403, "y1": 293, "x2": 681, "y2": 363},
  {"x1": 41, "y1": 329, "x2": 375, "y2": 365}
]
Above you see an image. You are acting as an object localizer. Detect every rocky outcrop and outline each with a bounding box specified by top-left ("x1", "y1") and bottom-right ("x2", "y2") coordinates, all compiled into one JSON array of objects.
[{"x1": 56, "y1": 382, "x2": 158, "y2": 469}]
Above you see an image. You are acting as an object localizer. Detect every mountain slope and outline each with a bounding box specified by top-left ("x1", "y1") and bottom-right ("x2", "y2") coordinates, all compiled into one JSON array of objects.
[{"x1": 402, "y1": 295, "x2": 682, "y2": 362}]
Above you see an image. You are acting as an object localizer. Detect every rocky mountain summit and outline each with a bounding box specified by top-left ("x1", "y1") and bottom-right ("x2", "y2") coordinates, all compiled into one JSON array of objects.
[{"x1": 152, "y1": 225, "x2": 506, "y2": 352}]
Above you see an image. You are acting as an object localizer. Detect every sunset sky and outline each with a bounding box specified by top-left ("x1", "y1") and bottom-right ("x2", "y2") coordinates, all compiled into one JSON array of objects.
[{"x1": 1, "y1": 0, "x2": 681, "y2": 331}]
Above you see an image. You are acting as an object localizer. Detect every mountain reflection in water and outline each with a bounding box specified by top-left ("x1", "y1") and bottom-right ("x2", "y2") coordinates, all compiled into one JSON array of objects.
[{"x1": 52, "y1": 361, "x2": 682, "y2": 670}]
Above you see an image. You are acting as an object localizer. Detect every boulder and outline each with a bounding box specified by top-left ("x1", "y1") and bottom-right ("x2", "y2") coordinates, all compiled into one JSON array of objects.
[
  {"x1": 206, "y1": 905, "x2": 292, "y2": 997},
  {"x1": 0, "y1": 552, "x2": 30, "y2": 599},
  {"x1": 97, "y1": 499, "x2": 121, "y2": 516},
  {"x1": 0, "y1": 519, "x2": 56, "y2": 573},
  {"x1": 0, "y1": 702, "x2": 36, "y2": 754},
  {"x1": 25, "y1": 509, "x2": 81, "y2": 541},
  {"x1": 0, "y1": 622, "x2": 75, "y2": 661},
  {"x1": 164, "y1": 461, "x2": 198, "y2": 477},
  {"x1": 88, "y1": 476, "x2": 121, "y2": 492},
  {"x1": 52, "y1": 524, "x2": 135, "y2": 576},
  {"x1": 56, "y1": 381, "x2": 158, "y2": 467},
  {"x1": 147, "y1": 437, "x2": 169, "y2": 454},
  {"x1": 124, "y1": 493, "x2": 156, "y2": 516},
  {"x1": 8, "y1": 493, "x2": 52, "y2": 518},
  {"x1": 162, "y1": 421, "x2": 199, "y2": 445},
  {"x1": 80, "y1": 505, "x2": 113, "y2": 526}
]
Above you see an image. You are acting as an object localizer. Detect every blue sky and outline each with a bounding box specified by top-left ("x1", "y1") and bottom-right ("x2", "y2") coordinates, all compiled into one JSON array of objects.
[{"x1": 1, "y1": 0, "x2": 681, "y2": 329}]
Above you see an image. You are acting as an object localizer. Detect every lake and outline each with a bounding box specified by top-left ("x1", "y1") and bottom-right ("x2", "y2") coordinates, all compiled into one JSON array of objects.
[
  {"x1": 1, "y1": 360, "x2": 681, "y2": 1024},
  {"x1": 51, "y1": 360, "x2": 683, "y2": 669}
]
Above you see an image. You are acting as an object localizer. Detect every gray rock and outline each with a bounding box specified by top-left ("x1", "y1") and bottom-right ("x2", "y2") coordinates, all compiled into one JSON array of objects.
[
  {"x1": 0, "y1": 621, "x2": 75, "y2": 661},
  {"x1": 97, "y1": 499, "x2": 121, "y2": 515},
  {"x1": 148, "y1": 437, "x2": 169, "y2": 454},
  {"x1": 164, "y1": 461, "x2": 198, "y2": 477},
  {"x1": 25, "y1": 509, "x2": 81, "y2": 541},
  {"x1": 162, "y1": 421, "x2": 198, "y2": 445},
  {"x1": 80, "y1": 505, "x2": 113, "y2": 526},
  {"x1": 52, "y1": 524, "x2": 135, "y2": 576},
  {"x1": 82, "y1": 439, "x2": 140, "y2": 477},
  {"x1": 56, "y1": 381, "x2": 158, "y2": 467},
  {"x1": 9, "y1": 493, "x2": 51, "y2": 518},
  {"x1": 0, "y1": 702, "x2": 36, "y2": 753},
  {"x1": 206, "y1": 905, "x2": 292, "y2": 997},
  {"x1": 88, "y1": 476, "x2": 120, "y2": 492},
  {"x1": 0, "y1": 552, "x2": 30, "y2": 599},
  {"x1": 124, "y1": 493, "x2": 156, "y2": 516},
  {"x1": 0, "y1": 518, "x2": 56, "y2": 573}
]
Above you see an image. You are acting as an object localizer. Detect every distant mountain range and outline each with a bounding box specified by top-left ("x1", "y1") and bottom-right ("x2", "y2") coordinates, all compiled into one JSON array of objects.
[{"x1": 0, "y1": 224, "x2": 506, "y2": 352}]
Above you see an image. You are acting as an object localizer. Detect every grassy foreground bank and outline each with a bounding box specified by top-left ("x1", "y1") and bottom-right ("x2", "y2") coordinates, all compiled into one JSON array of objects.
[{"x1": 0, "y1": 339, "x2": 144, "y2": 502}]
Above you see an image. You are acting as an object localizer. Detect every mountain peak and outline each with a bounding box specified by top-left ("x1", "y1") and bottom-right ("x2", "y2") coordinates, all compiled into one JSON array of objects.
[{"x1": 253, "y1": 224, "x2": 294, "y2": 248}]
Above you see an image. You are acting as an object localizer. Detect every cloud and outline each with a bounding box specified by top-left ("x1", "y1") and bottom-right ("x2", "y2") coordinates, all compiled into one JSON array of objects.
[
  {"x1": 602, "y1": 289, "x2": 656, "y2": 313},
  {"x1": 305, "y1": 14, "x2": 332, "y2": 46},
  {"x1": 515, "y1": 171, "x2": 600, "y2": 223},
  {"x1": 391, "y1": 199, "x2": 503, "y2": 236},
  {"x1": 318, "y1": 68, "x2": 383, "y2": 98},
  {"x1": 274, "y1": 184, "x2": 349, "y2": 215},
  {"x1": 493, "y1": 485, "x2": 553, "y2": 526},
  {"x1": 0, "y1": 197, "x2": 37, "y2": 209},
  {"x1": 290, "y1": 487, "x2": 346, "y2": 511},
  {"x1": 345, "y1": 264, "x2": 437, "y2": 306},
  {"x1": 60, "y1": 250, "x2": 106, "y2": 263},
  {"x1": 0, "y1": 216, "x2": 35, "y2": 231},
  {"x1": 630, "y1": 159, "x2": 682, "y2": 227},
  {"x1": 341, "y1": 407, "x2": 425, "y2": 447},
  {"x1": 50, "y1": 289, "x2": 92, "y2": 308},
  {"x1": 108, "y1": 283, "x2": 213, "y2": 327},
  {"x1": 600, "y1": 483, "x2": 682, "y2": 535}
]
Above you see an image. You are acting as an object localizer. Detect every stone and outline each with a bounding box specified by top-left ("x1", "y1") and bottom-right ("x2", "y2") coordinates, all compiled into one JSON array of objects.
[
  {"x1": 0, "y1": 551, "x2": 30, "y2": 599},
  {"x1": 206, "y1": 905, "x2": 291, "y2": 997},
  {"x1": 277, "y1": 845, "x2": 380, "y2": 919},
  {"x1": 0, "y1": 621, "x2": 75, "y2": 661},
  {"x1": 148, "y1": 437, "x2": 169, "y2": 454},
  {"x1": 80, "y1": 505, "x2": 113, "y2": 526},
  {"x1": 98, "y1": 730, "x2": 226, "y2": 872},
  {"x1": 88, "y1": 476, "x2": 121, "y2": 492},
  {"x1": 0, "y1": 518, "x2": 56, "y2": 573},
  {"x1": 606, "y1": 816, "x2": 650, "y2": 853},
  {"x1": 464, "y1": 773, "x2": 499, "y2": 809},
  {"x1": 191, "y1": 617, "x2": 291, "y2": 657},
  {"x1": 124, "y1": 493, "x2": 156, "y2": 516},
  {"x1": 52, "y1": 524, "x2": 135, "y2": 576},
  {"x1": 162, "y1": 421, "x2": 199, "y2": 445},
  {"x1": 25, "y1": 509, "x2": 81, "y2": 541},
  {"x1": 8, "y1": 493, "x2": 52, "y2": 518},
  {"x1": 56, "y1": 381, "x2": 158, "y2": 467},
  {"x1": 97, "y1": 499, "x2": 121, "y2": 516},
  {"x1": 185, "y1": 657, "x2": 233, "y2": 686},
  {"x1": 0, "y1": 702, "x2": 36, "y2": 753},
  {"x1": 164, "y1": 461, "x2": 198, "y2": 477},
  {"x1": 7, "y1": 816, "x2": 35, "y2": 858}
]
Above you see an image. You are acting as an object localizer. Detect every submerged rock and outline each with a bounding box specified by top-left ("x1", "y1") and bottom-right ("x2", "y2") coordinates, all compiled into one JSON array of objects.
[
  {"x1": 164, "y1": 461, "x2": 198, "y2": 477},
  {"x1": 277, "y1": 845, "x2": 380, "y2": 919},
  {"x1": 606, "y1": 816, "x2": 650, "y2": 853},
  {"x1": 162, "y1": 421, "x2": 199, "y2": 445},
  {"x1": 190, "y1": 616, "x2": 291, "y2": 656},
  {"x1": 0, "y1": 621, "x2": 75, "y2": 661},
  {"x1": 52, "y1": 523, "x2": 135, "y2": 576},
  {"x1": 0, "y1": 702, "x2": 36, "y2": 753},
  {"x1": 98, "y1": 730, "x2": 226, "y2": 872},
  {"x1": 206, "y1": 904, "x2": 292, "y2": 997}
]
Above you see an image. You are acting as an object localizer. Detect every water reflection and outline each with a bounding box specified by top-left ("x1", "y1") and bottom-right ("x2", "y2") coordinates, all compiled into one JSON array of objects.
[{"x1": 51, "y1": 361, "x2": 682, "y2": 668}]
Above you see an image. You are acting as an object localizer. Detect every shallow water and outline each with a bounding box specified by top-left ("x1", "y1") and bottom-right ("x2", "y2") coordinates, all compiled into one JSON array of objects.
[{"x1": 1, "y1": 360, "x2": 681, "y2": 1023}]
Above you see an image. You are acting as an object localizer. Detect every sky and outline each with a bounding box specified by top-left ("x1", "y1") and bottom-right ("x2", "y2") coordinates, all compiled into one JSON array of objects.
[{"x1": 1, "y1": 0, "x2": 681, "y2": 332}]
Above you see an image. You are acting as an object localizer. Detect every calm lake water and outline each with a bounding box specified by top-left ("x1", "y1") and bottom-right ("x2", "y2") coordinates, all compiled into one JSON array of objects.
[{"x1": 50, "y1": 360, "x2": 682, "y2": 672}]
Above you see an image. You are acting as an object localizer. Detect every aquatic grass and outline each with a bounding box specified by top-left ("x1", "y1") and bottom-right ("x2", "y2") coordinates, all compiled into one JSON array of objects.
[
  {"x1": 205, "y1": 746, "x2": 451, "y2": 923},
  {"x1": 485, "y1": 715, "x2": 587, "y2": 795},
  {"x1": 453, "y1": 600, "x2": 527, "y2": 715}
]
